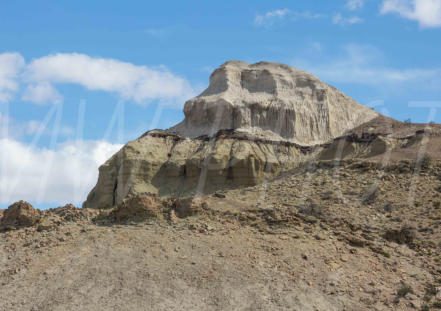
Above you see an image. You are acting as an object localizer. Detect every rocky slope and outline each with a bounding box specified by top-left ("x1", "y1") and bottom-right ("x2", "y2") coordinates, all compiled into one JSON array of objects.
[
  {"x1": 2, "y1": 157, "x2": 441, "y2": 310},
  {"x1": 84, "y1": 61, "x2": 380, "y2": 209}
]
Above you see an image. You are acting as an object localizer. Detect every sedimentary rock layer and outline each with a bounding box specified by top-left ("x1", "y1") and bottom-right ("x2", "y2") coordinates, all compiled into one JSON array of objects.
[
  {"x1": 83, "y1": 130, "x2": 318, "y2": 209},
  {"x1": 84, "y1": 61, "x2": 383, "y2": 209},
  {"x1": 171, "y1": 61, "x2": 378, "y2": 145}
]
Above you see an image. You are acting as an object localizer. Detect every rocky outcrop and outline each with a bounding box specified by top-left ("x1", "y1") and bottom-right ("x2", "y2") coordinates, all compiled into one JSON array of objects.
[
  {"x1": 171, "y1": 61, "x2": 378, "y2": 145},
  {"x1": 114, "y1": 195, "x2": 165, "y2": 222},
  {"x1": 84, "y1": 61, "x2": 381, "y2": 209},
  {"x1": 83, "y1": 130, "x2": 319, "y2": 209},
  {"x1": 1, "y1": 201, "x2": 40, "y2": 229}
]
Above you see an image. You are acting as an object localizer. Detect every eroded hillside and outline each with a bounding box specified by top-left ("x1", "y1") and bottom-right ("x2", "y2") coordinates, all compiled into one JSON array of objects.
[{"x1": 1, "y1": 158, "x2": 441, "y2": 310}]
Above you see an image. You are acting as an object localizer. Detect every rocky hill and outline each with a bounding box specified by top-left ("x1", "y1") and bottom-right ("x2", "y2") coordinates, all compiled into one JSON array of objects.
[
  {"x1": 1, "y1": 61, "x2": 441, "y2": 310},
  {"x1": 84, "y1": 61, "x2": 379, "y2": 209}
]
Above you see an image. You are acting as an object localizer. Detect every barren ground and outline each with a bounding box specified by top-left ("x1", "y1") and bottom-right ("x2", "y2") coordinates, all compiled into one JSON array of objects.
[{"x1": 1, "y1": 157, "x2": 441, "y2": 310}]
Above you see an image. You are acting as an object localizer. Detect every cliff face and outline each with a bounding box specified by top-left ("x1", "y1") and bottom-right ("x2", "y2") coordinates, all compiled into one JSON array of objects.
[
  {"x1": 84, "y1": 61, "x2": 381, "y2": 209},
  {"x1": 171, "y1": 61, "x2": 378, "y2": 145},
  {"x1": 84, "y1": 131, "x2": 318, "y2": 209}
]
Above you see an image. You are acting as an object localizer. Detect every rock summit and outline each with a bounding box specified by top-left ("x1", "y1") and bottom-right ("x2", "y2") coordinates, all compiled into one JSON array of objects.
[
  {"x1": 84, "y1": 61, "x2": 379, "y2": 209},
  {"x1": 171, "y1": 60, "x2": 378, "y2": 145}
]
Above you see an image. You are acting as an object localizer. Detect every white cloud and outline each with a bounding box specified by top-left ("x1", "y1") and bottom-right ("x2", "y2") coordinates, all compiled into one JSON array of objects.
[
  {"x1": 346, "y1": 0, "x2": 364, "y2": 10},
  {"x1": 254, "y1": 9, "x2": 325, "y2": 26},
  {"x1": 381, "y1": 0, "x2": 441, "y2": 28},
  {"x1": 0, "y1": 138, "x2": 122, "y2": 205},
  {"x1": 0, "y1": 52, "x2": 195, "y2": 107},
  {"x1": 23, "y1": 53, "x2": 195, "y2": 107},
  {"x1": 22, "y1": 82, "x2": 63, "y2": 105},
  {"x1": 332, "y1": 13, "x2": 364, "y2": 25},
  {"x1": 255, "y1": 8, "x2": 291, "y2": 25},
  {"x1": 0, "y1": 53, "x2": 25, "y2": 102},
  {"x1": 292, "y1": 44, "x2": 441, "y2": 87}
]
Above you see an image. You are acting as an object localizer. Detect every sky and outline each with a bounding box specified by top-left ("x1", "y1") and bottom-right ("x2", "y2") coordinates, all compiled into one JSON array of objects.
[{"x1": 0, "y1": 0, "x2": 440, "y2": 208}]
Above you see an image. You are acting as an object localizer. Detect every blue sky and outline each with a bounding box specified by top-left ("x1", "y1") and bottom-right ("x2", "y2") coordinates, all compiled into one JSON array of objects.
[{"x1": 0, "y1": 0, "x2": 440, "y2": 208}]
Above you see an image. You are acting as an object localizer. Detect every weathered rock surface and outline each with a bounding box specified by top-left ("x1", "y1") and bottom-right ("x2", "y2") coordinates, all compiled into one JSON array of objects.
[
  {"x1": 83, "y1": 131, "x2": 321, "y2": 208},
  {"x1": 0, "y1": 201, "x2": 40, "y2": 229},
  {"x1": 114, "y1": 195, "x2": 165, "y2": 222},
  {"x1": 171, "y1": 60, "x2": 378, "y2": 145},
  {"x1": 84, "y1": 61, "x2": 382, "y2": 209}
]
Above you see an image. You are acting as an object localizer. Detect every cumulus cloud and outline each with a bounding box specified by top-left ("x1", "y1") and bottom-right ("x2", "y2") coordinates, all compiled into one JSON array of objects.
[
  {"x1": 254, "y1": 8, "x2": 291, "y2": 25},
  {"x1": 292, "y1": 44, "x2": 441, "y2": 87},
  {"x1": 0, "y1": 52, "x2": 195, "y2": 107},
  {"x1": 24, "y1": 53, "x2": 195, "y2": 107},
  {"x1": 22, "y1": 82, "x2": 63, "y2": 105},
  {"x1": 0, "y1": 53, "x2": 25, "y2": 102},
  {"x1": 381, "y1": 0, "x2": 441, "y2": 28},
  {"x1": 346, "y1": 0, "x2": 364, "y2": 10},
  {"x1": 0, "y1": 138, "x2": 122, "y2": 205},
  {"x1": 332, "y1": 13, "x2": 363, "y2": 25}
]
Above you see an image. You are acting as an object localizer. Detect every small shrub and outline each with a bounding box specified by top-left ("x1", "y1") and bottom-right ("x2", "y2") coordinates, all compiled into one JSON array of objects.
[
  {"x1": 420, "y1": 154, "x2": 433, "y2": 170},
  {"x1": 361, "y1": 185, "x2": 379, "y2": 205},
  {"x1": 424, "y1": 283, "x2": 437, "y2": 302},
  {"x1": 426, "y1": 283, "x2": 437, "y2": 296},
  {"x1": 383, "y1": 202, "x2": 393, "y2": 213},
  {"x1": 297, "y1": 199, "x2": 324, "y2": 218},
  {"x1": 397, "y1": 282, "x2": 414, "y2": 298},
  {"x1": 384, "y1": 225, "x2": 417, "y2": 245}
]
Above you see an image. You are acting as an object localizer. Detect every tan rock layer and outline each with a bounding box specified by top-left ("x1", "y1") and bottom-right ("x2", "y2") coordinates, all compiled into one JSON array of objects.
[
  {"x1": 83, "y1": 130, "x2": 319, "y2": 209},
  {"x1": 83, "y1": 128, "x2": 416, "y2": 209},
  {"x1": 171, "y1": 61, "x2": 379, "y2": 145}
]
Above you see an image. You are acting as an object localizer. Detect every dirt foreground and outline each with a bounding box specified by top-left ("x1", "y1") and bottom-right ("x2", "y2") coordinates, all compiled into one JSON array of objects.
[{"x1": 1, "y1": 158, "x2": 441, "y2": 310}]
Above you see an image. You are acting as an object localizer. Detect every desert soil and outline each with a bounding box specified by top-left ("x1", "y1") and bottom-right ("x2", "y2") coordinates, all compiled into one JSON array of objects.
[{"x1": 1, "y1": 157, "x2": 441, "y2": 310}]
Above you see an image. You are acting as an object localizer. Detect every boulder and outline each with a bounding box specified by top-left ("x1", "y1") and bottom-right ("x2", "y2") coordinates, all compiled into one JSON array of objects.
[
  {"x1": 1, "y1": 201, "x2": 40, "y2": 229},
  {"x1": 173, "y1": 197, "x2": 207, "y2": 218},
  {"x1": 114, "y1": 195, "x2": 164, "y2": 222}
]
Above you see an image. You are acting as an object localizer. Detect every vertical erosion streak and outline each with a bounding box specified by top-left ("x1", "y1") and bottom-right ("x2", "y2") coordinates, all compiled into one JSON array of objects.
[{"x1": 112, "y1": 178, "x2": 118, "y2": 207}]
